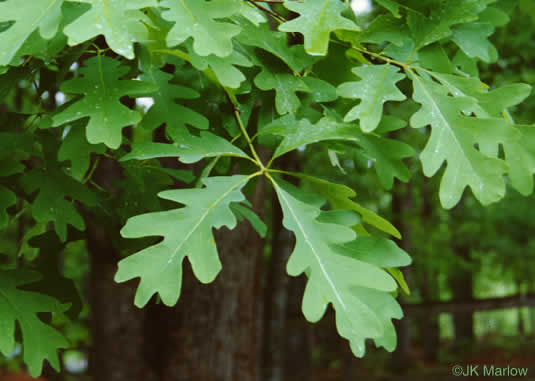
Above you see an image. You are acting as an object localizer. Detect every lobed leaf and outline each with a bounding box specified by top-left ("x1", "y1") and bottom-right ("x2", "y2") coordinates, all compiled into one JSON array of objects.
[
  {"x1": 271, "y1": 177, "x2": 408, "y2": 356},
  {"x1": 279, "y1": 0, "x2": 359, "y2": 56},
  {"x1": 51, "y1": 56, "x2": 158, "y2": 149},
  {"x1": 338, "y1": 64, "x2": 406, "y2": 132},
  {"x1": 161, "y1": 0, "x2": 242, "y2": 57},
  {"x1": 0, "y1": 270, "x2": 69, "y2": 377},
  {"x1": 63, "y1": 0, "x2": 157, "y2": 59},
  {"x1": 0, "y1": 0, "x2": 63, "y2": 65},
  {"x1": 115, "y1": 175, "x2": 253, "y2": 307}
]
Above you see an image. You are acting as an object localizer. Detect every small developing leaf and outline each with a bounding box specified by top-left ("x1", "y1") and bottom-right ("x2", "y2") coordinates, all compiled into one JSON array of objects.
[
  {"x1": 230, "y1": 203, "x2": 267, "y2": 238},
  {"x1": 337, "y1": 64, "x2": 406, "y2": 132}
]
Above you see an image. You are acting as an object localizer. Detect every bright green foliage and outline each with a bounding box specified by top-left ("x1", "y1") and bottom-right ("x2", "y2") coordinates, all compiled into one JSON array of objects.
[
  {"x1": 375, "y1": 0, "x2": 401, "y2": 18},
  {"x1": 0, "y1": 0, "x2": 63, "y2": 65},
  {"x1": 121, "y1": 132, "x2": 251, "y2": 164},
  {"x1": 63, "y1": 0, "x2": 156, "y2": 59},
  {"x1": 410, "y1": 74, "x2": 508, "y2": 208},
  {"x1": 161, "y1": 0, "x2": 242, "y2": 57},
  {"x1": 137, "y1": 60, "x2": 208, "y2": 132},
  {"x1": 285, "y1": 172, "x2": 401, "y2": 238},
  {"x1": 254, "y1": 69, "x2": 311, "y2": 115},
  {"x1": 236, "y1": 19, "x2": 310, "y2": 72},
  {"x1": 451, "y1": 22, "x2": 496, "y2": 62},
  {"x1": 1, "y1": 0, "x2": 534, "y2": 375},
  {"x1": 271, "y1": 178, "x2": 409, "y2": 356},
  {"x1": 337, "y1": 65, "x2": 406, "y2": 131},
  {"x1": 279, "y1": 0, "x2": 359, "y2": 56},
  {"x1": 0, "y1": 270, "x2": 68, "y2": 377},
  {"x1": 51, "y1": 55, "x2": 157, "y2": 149},
  {"x1": 115, "y1": 175, "x2": 252, "y2": 307},
  {"x1": 189, "y1": 48, "x2": 253, "y2": 89},
  {"x1": 407, "y1": 0, "x2": 486, "y2": 48},
  {"x1": 262, "y1": 115, "x2": 358, "y2": 159}
]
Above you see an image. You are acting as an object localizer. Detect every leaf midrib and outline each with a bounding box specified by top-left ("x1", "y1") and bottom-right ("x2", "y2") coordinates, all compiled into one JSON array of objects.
[
  {"x1": 412, "y1": 73, "x2": 484, "y2": 185},
  {"x1": 272, "y1": 180, "x2": 348, "y2": 313}
]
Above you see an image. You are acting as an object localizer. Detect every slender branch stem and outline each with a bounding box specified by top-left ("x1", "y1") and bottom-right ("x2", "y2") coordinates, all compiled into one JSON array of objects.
[
  {"x1": 83, "y1": 155, "x2": 101, "y2": 184},
  {"x1": 194, "y1": 133, "x2": 244, "y2": 188},
  {"x1": 247, "y1": 0, "x2": 287, "y2": 23},
  {"x1": 225, "y1": 92, "x2": 265, "y2": 170}
]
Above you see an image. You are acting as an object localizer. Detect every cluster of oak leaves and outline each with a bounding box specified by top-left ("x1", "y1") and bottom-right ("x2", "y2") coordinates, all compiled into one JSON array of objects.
[{"x1": 0, "y1": 0, "x2": 534, "y2": 376}]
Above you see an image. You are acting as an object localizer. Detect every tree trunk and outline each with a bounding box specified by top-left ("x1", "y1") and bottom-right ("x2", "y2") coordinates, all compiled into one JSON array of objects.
[
  {"x1": 161, "y1": 177, "x2": 265, "y2": 381},
  {"x1": 85, "y1": 215, "x2": 157, "y2": 381},
  {"x1": 262, "y1": 189, "x2": 291, "y2": 381},
  {"x1": 263, "y1": 151, "x2": 314, "y2": 381},
  {"x1": 284, "y1": 275, "x2": 315, "y2": 381}
]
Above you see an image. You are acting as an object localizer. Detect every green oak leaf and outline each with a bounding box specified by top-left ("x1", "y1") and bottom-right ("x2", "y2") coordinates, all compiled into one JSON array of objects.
[
  {"x1": 58, "y1": 125, "x2": 106, "y2": 181},
  {"x1": 338, "y1": 65, "x2": 406, "y2": 132},
  {"x1": 410, "y1": 74, "x2": 508, "y2": 208},
  {"x1": 430, "y1": 72, "x2": 532, "y2": 118},
  {"x1": 0, "y1": 270, "x2": 69, "y2": 377},
  {"x1": 279, "y1": 0, "x2": 359, "y2": 56},
  {"x1": 426, "y1": 73, "x2": 535, "y2": 195},
  {"x1": 27, "y1": 231, "x2": 84, "y2": 320},
  {"x1": 357, "y1": 14, "x2": 408, "y2": 46},
  {"x1": 278, "y1": 171, "x2": 401, "y2": 238},
  {"x1": 20, "y1": 168, "x2": 97, "y2": 241},
  {"x1": 161, "y1": 0, "x2": 242, "y2": 57},
  {"x1": 238, "y1": 1, "x2": 266, "y2": 26},
  {"x1": 451, "y1": 23, "x2": 496, "y2": 63},
  {"x1": 407, "y1": 0, "x2": 486, "y2": 49},
  {"x1": 51, "y1": 56, "x2": 158, "y2": 149},
  {"x1": 261, "y1": 114, "x2": 359, "y2": 158},
  {"x1": 0, "y1": 187, "x2": 16, "y2": 229},
  {"x1": 254, "y1": 69, "x2": 310, "y2": 115},
  {"x1": 120, "y1": 131, "x2": 251, "y2": 164},
  {"x1": 374, "y1": 0, "x2": 402, "y2": 18},
  {"x1": 138, "y1": 62, "x2": 208, "y2": 133},
  {"x1": 230, "y1": 203, "x2": 267, "y2": 238},
  {"x1": 115, "y1": 175, "x2": 252, "y2": 307},
  {"x1": 520, "y1": 0, "x2": 535, "y2": 24},
  {"x1": 63, "y1": 0, "x2": 156, "y2": 59},
  {"x1": 236, "y1": 18, "x2": 312, "y2": 72},
  {"x1": 302, "y1": 76, "x2": 338, "y2": 103},
  {"x1": 271, "y1": 178, "x2": 404, "y2": 356},
  {"x1": 476, "y1": 123, "x2": 535, "y2": 197},
  {"x1": 0, "y1": 0, "x2": 63, "y2": 65},
  {"x1": 189, "y1": 47, "x2": 253, "y2": 89},
  {"x1": 500, "y1": 125, "x2": 535, "y2": 196},
  {"x1": 355, "y1": 117, "x2": 414, "y2": 189}
]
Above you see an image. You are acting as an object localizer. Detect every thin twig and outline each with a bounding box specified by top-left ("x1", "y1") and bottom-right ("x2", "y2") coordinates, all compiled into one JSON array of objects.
[{"x1": 247, "y1": 0, "x2": 287, "y2": 23}]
